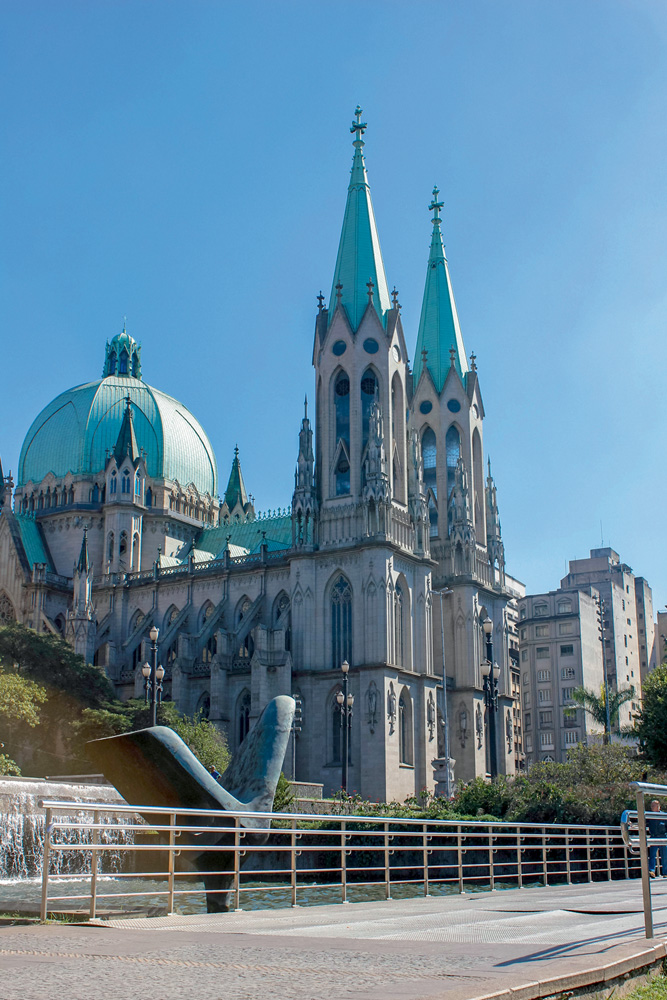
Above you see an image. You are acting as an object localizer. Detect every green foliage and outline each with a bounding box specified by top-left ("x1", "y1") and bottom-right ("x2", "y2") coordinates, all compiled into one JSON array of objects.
[
  {"x1": 272, "y1": 772, "x2": 295, "y2": 812},
  {"x1": 0, "y1": 670, "x2": 47, "y2": 727},
  {"x1": 572, "y1": 684, "x2": 634, "y2": 742},
  {"x1": 623, "y1": 975, "x2": 667, "y2": 1000},
  {"x1": 634, "y1": 663, "x2": 667, "y2": 768},
  {"x1": 0, "y1": 752, "x2": 21, "y2": 776},
  {"x1": 448, "y1": 775, "x2": 514, "y2": 819}
]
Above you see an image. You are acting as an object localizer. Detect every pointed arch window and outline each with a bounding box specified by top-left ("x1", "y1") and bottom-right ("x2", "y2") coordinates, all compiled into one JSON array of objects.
[
  {"x1": 394, "y1": 583, "x2": 404, "y2": 666},
  {"x1": 446, "y1": 425, "x2": 461, "y2": 501},
  {"x1": 119, "y1": 349, "x2": 129, "y2": 374},
  {"x1": 110, "y1": 471, "x2": 117, "y2": 495},
  {"x1": 107, "y1": 532, "x2": 114, "y2": 563},
  {"x1": 399, "y1": 689, "x2": 414, "y2": 765},
  {"x1": 0, "y1": 593, "x2": 16, "y2": 624},
  {"x1": 145, "y1": 486, "x2": 152, "y2": 507},
  {"x1": 360, "y1": 369, "x2": 379, "y2": 488},
  {"x1": 422, "y1": 427, "x2": 438, "y2": 537},
  {"x1": 333, "y1": 371, "x2": 350, "y2": 495},
  {"x1": 122, "y1": 471, "x2": 131, "y2": 494},
  {"x1": 108, "y1": 350, "x2": 117, "y2": 375},
  {"x1": 134, "y1": 473, "x2": 141, "y2": 497},
  {"x1": 92, "y1": 483, "x2": 99, "y2": 503},
  {"x1": 331, "y1": 575, "x2": 352, "y2": 668}
]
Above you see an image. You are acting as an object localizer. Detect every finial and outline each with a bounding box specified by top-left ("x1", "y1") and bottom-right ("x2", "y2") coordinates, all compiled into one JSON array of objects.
[
  {"x1": 234, "y1": 444, "x2": 239, "y2": 459},
  {"x1": 304, "y1": 395, "x2": 308, "y2": 419},
  {"x1": 449, "y1": 346, "x2": 456, "y2": 367},
  {"x1": 391, "y1": 287, "x2": 399, "y2": 309},
  {"x1": 125, "y1": 393, "x2": 132, "y2": 411},
  {"x1": 421, "y1": 347, "x2": 428, "y2": 366},
  {"x1": 122, "y1": 316, "x2": 127, "y2": 333},
  {"x1": 366, "y1": 277, "x2": 375, "y2": 304},
  {"x1": 335, "y1": 281, "x2": 343, "y2": 304},
  {"x1": 470, "y1": 352, "x2": 477, "y2": 372},
  {"x1": 350, "y1": 106, "x2": 367, "y2": 146},
  {"x1": 429, "y1": 186, "x2": 444, "y2": 226},
  {"x1": 317, "y1": 291, "x2": 325, "y2": 312}
]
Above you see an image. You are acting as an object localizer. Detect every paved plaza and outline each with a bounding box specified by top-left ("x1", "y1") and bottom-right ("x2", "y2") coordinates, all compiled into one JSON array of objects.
[{"x1": 1, "y1": 879, "x2": 666, "y2": 1000}]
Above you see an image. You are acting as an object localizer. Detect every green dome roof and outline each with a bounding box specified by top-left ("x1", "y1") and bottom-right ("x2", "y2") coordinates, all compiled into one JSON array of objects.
[{"x1": 18, "y1": 374, "x2": 218, "y2": 495}]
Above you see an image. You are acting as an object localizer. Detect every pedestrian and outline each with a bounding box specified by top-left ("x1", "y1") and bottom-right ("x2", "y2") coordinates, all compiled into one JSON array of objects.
[
  {"x1": 647, "y1": 799, "x2": 667, "y2": 878},
  {"x1": 210, "y1": 765, "x2": 221, "y2": 781}
]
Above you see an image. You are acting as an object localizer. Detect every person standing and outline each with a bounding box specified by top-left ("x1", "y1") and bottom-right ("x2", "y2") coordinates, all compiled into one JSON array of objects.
[{"x1": 647, "y1": 799, "x2": 667, "y2": 877}]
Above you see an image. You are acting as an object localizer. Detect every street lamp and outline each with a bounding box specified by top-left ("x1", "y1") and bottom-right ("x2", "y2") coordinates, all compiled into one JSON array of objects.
[
  {"x1": 436, "y1": 588, "x2": 454, "y2": 798},
  {"x1": 481, "y1": 616, "x2": 500, "y2": 780},
  {"x1": 336, "y1": 659, "x2": 354, "y2": 793},
  {"x1": 142, "y1": 625, "x2": 164, "y2": 727}
]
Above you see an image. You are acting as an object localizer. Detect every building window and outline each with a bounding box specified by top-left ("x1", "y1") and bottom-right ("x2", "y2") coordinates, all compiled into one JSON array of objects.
[
  {"x1": 562, "y1": 687, "x2": 575, "y2": 702},
  {"x1": 331, "y1": 575, "x2": 352, "y2": 668},
  {"x1": 564, "y1": 730, "x2": 579, "y2": 745},
  {"x1": 110, "y1": 472, "x2": 117, "y2": 494},
  {"x1": 524, "y1": 712, "x2": 531, "y2": 728},
  {"x1": 559, "y1": 622, "x2": 574, "y2": 635},
  {"x1": 540, "y1": 732, "x2": 554, "y2": 748},
  {"x1": 560, "y1": 644, "x2": 574, "y2": 657},
  {"x1": 520, "y1": 607, "x2": 526, "y2": 620},
  {"x1": 557, "y1": 600, "x2": 572, "y2": 614},
  {"x1": 624, "y1": 635, "x2": 628, "y2": 647},
  {"x1": 119, "y1": 349, "x2": 129, "y2": 374},
  {"x1": 536, "y1": 646, "x2": 549, "y2": 659},
  {"x1": 333, "y1": 371, "x2": 351, "y2": 495},
  {"x1": 525, "y1": 735, "x2": 533, "y2": 753},
  {"x1": 398, "y1": 690, "x2": 413, "y2": 765},
  {"x1": 536, "y1": 625, "x2": 549, "y2": 637},
  {"x1": 445, "y1": 424, "x2": 460, "y2": 501},
  {"x1": 537, "y1": 669, "x2": 551, "y2": 682},
  {"x1": 360, "y1": 368, "x2": 378, "y2": 488},
  {"x1": 563, "y1": 707, "x2": 577, "y2": 723},
  {"x1": 534, "y1": 604, "x2": 547, "y2": 617},
  {"x1": 561, "y1": 666, "x2": 576, "y2": 679},
  {"x1": 394, "y1": 583, "x2": 404, "y2": 666},
  {"x1": 520, "y1": 628, "x2": 526, "y2": 640},
  {"x1": 523, "y1": 672, "x2": 529, "y2": 684},
  {"x1": 539, "y1": 711, "x2": 553, "y2": 725},
  {"x1": 521, "y1": 649, "x2": 527, "y2": 661},
  {"x1": 422, "y1": 427, "x2": 438, "y2": 537},
  {"x1": 145, "y1": 486, "x2": 152, "y2": 507},
  {"x1": 538, "y1": 688, "x2": 552, "y2": 704},
  {"x1": 135, "y1": 474, "x2": 141, "y2": 496},
  {"x1": 523, "y1": 691, "x2": 531, "y2": 707}
]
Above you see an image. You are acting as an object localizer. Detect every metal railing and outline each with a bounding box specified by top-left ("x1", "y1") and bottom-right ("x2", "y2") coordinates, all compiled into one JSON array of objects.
[
  {"x1": 621, "y1": 781, "x2": 667, "y2": 938},
  {"x1": 38, "y1": 799, "x2": 639, "y2": 922}
]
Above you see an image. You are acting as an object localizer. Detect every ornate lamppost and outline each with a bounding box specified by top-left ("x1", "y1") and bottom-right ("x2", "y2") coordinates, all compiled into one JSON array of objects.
[
  {"x1": 336, "y1": 660, "x2": 354, "y2": 793},
  {"x1": 142, "y1": 625, "x2": 165, "y2": 727},
  {"x1": 481, "y1": 616, "x2": 500, "y2": 780}
]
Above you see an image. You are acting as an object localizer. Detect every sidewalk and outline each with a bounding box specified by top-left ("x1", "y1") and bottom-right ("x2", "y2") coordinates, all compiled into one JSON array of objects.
[{"x1": 1, "y1": 879, "x2": 666, "y2": 1000}]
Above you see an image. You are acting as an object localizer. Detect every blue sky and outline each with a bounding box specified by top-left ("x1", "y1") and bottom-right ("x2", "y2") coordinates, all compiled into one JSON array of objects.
[{"x1": 2, "y1": 1, "x2": 666, "y2": 612}]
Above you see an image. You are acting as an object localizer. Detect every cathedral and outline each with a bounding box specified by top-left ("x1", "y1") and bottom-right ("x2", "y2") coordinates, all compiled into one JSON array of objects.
[{"x1": 0, "y1": 109, "x2": 519, "y2": 800}]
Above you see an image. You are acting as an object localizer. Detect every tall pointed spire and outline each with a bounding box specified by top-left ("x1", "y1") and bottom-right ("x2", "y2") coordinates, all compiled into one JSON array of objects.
[
  {"x1": 113, "y1": 395, "x2": 139, "y2": 464},
  {"x1": 413, "y1": 186, "x2": 468, "y2": 391},
  {"x1": 77, "y1": 526, "x2": 91, "y2": 574},
  {"x1": 224, "y1": 445, "x2": 249, "y2": 510},
  {"x1": 329, "y1": 107, "x2": 391, "y2": 332}
]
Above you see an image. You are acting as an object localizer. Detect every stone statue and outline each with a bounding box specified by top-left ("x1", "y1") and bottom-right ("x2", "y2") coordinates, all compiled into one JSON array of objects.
[{"x1": 87, "y1": 695, "x2": 295, "y2": 913}]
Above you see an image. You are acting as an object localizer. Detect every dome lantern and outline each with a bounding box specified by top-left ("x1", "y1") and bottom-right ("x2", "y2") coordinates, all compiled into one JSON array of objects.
[{"x1": 103, "y1": 324, "x2": 142, "y2": 379}]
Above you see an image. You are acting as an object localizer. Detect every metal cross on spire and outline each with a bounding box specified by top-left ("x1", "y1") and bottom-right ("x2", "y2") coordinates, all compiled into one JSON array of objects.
[
  {"x1": 391, "y1": 287, "x2": 400, "y2": 309},
  {"x1": 449, "y1": 346, "x2": 457, "y2": 367},
  {"x1": 366, "y1": 277, "x2": 375, "y2": 304},
  {"x1": 350, "y1": 106, "x2": 367, "y2": 146},
  {"x1": 317, "y1": 291, "x2": 325, "y2": 312},
  {"x1": 429, "y1": 186, "x2": 444, "y2": 226}
]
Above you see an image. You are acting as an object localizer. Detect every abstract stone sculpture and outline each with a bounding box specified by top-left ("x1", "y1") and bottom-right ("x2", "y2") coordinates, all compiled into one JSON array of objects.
[{"x1": 87, "y1": 695, "x2": 295, "y2": 912}]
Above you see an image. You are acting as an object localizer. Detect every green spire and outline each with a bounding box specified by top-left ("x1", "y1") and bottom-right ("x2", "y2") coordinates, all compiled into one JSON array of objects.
[
  {"x1": 329, "y1": 107, "x2": 391, "y2": 332},
  {"x1": 413, "y1": 187, "x2": 468, "y2": 392},
  {"x1": 224, "y1": 445, "x2": 248, "y2": 510},
  {"x1": 113, "y1": 395, "x2": 139, "y2": 465}
]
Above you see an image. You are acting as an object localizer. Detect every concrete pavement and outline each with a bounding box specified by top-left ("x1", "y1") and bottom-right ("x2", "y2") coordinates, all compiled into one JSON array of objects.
[{"x1": 1, "y1": 879, "x2": 666, "y2": 1000}]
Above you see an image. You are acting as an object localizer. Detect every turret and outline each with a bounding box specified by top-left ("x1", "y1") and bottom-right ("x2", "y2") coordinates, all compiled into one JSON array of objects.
[
  {"x1": 66, "y1": 527, "x2": 96, "y2": 662},
  {"x1": 220, "y1": 446, "x2": 254, "y2": 523},
  {"x1": 292, "y1": 398, "x2": 317, "y2": 547},
  {"x1": 485, "y1": 459, "x2": 505, "y2": 579}
]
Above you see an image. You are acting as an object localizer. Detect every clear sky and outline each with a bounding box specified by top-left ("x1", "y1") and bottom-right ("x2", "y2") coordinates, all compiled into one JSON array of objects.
[{"x1": 2, "y1": 1, "x2": 666, "y2": 612}]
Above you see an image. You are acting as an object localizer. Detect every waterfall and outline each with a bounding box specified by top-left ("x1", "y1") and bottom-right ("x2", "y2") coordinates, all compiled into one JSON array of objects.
[{"x1": 0, "y1": 776, "x2": 133, "y2": 879}]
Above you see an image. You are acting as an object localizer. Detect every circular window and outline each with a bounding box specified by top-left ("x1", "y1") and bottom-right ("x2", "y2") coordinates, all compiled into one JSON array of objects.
[
  {"x1": 419, "y1": 401, "x2": 433, "y2": 414},
  {"x1": 332, "y1": 340, "x2": 347, "y2": 356},
  {"x1": 447, "y1": 399, "x2": 461, "y2": 413},
  {"x1": 335, "y1": 376, "x2": 350, "y2": 397},
  {"x1": 392, "y1": 345, "x2": 401, "y2": 362},
  {"x1": 363, "y1": 338, "x2": 379, "y2": 354}
]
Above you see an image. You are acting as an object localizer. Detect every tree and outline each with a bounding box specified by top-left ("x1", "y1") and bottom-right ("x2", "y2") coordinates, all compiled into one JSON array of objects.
[
  {"x1": 0, "y1": 666, "x2": 48, "y2": 774},
  {"x1": 571, "y1": 684, "x2": 634, "y2": 744},
  {"x1": 634, "y1": 663, "x2": 667, "y2": 768}
]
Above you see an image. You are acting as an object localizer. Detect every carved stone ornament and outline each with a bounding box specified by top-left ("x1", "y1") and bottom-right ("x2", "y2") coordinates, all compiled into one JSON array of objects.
[
  {"x1": 365, "y1": 680, "x2": 379, "y2": 732},
  {"x1": 506, "y1": 709, "x2": 513, "y2": 752},
  {"x1": 457, "y1": 703, "x2": 468, "y2": 748},
  {"x1": 426, "y1": 691, "x2": 436, "y2": 740},
  {"x1": 387, "y1": 681, "x2": 397, "y2": 735},
  {"x1": 475, "y1": 703, "x2": 483, "y2": 749}
]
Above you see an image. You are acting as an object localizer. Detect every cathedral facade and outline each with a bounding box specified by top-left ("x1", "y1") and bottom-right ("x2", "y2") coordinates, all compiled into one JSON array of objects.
[{"x1": 0, "y1": 110, "x2": 518, "y2": 799}]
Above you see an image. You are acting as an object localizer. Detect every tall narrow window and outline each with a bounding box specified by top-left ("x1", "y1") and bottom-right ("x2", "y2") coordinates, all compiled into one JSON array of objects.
[
  {"x1": 394, "y1": 583, "x2": 404, "y2": 666},
  {"x1": 119, "y1": 349, "x2": 129, "y2": 374},
  {"x1": 446, "y1": 425, "x2": 461, "y2": 500},
  {"x1": 331, "y1": 575, "x2": 352, "y2": 668},
  {"x1": 122, "y1": 472, "x2": 131, "y2": 494},
  {"x1": 110, "y1": 471, "x2": 117, "y2": 495},
  {"x1": 334, "y1": 372, "x2": 351, "y2": 495},
  {"x1": 360, "y1": 369, "x2": 378, "y2": 488},
  {"x1": 108, "y1": 351, "x2": 117, "y2": 375},
  {"x1": 422, "y1": 427, "x2": 438, "y2": 537},
  {"x1": 399, "y1": 690, "x2": 413, "y2": 765},
  {"x1": 134, "y1": 474, "x2": 141, "y2": 497}
]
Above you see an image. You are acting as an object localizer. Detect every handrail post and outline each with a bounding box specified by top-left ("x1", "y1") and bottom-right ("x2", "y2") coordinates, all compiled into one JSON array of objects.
[
  {"x1": 90, "y1": 809, "x2": 100, "y2": 920},
  {"x1": 565, "y1": 828, "x2": 571, "y2": 885},
  {"x1": 233, "y1": 816, "x2": 242, "y2": 911},
  {"x1": 384, "y1": 822, "x2": 391, "y2": 900},
  {"x1": 605, "y1": 830, "x2": 612, "y2": 881},
  {"x1": 586, "y1": 829, "x2": 592, "y2": 882},
  {"x1": 542, "y1": 827, "x2": 548, "y2": 886},
  {"x1": 40, "y1": 806, "x2": 52, "y2": 923},
  {"x1": 422, "y1": 823, "x2": 430, "y2": 897},
  {"x1": 516, "y1": 828, "x2": 523, "y2": 888},
  {"x1": 488, "y1": 829, "x2": 495, "y2": 891},
  {"x1": 167, "y1": 811, "x2": 176, "y2": 915},
  {"x1": 340, "y1": 820, "x2": 347, "y2": 904},
  {"x1": 457, "y1": 825, "x2": 465, "y2": 894},
  {"x1": 291, "y1": 817, "x2": 299, "y2": 907},
  {"x1": 636, "y1": 789, "x2": 654, "y2": 938}
]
